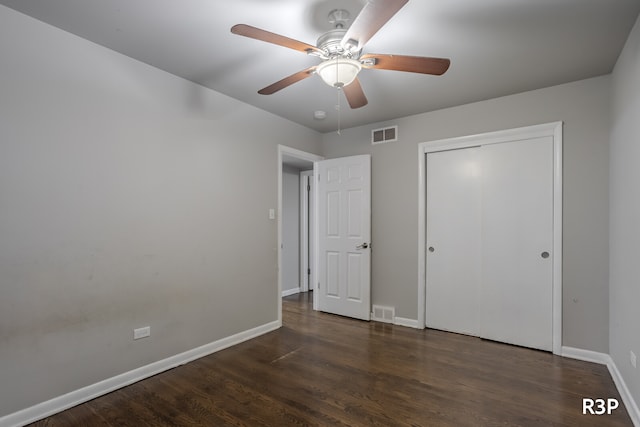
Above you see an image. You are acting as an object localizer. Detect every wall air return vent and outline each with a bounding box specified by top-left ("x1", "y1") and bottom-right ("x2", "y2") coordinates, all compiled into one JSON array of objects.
[
  {"x1": 371, "y1": 125, "x2": 398, "y2": 145},
  {"x1": 372, "y1": 305, "x2": 395, "y2": 323}
]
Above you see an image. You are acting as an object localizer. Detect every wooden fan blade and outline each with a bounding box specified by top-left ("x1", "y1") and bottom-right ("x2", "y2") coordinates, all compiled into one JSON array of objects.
[
  {"x1": 343, "y1": 78, "x2": 368, "y2": 109},
  {"x1": 341, "y1": 0, "x2": 409, "y2": 51},
  {"x1": 361, "y1": 54, "x2": 451, "y2": 75},
  {"x1": 231, "y1": 24, "x2": 323, "y2": 55},
  {"x1": 258, "y1": 67, "x2": 317, "y2": 95}
]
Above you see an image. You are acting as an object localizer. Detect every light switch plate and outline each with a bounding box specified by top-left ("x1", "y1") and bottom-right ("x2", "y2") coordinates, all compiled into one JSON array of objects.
[{"x1": 134, "y1": 326, "x2": 150, "y2": 340}]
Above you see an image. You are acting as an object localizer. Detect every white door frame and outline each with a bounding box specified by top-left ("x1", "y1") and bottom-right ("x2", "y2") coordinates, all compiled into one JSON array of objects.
[
  {"x1": 417, "y1": 122, "x2": 563, "y2": 355},
  {"x1": 299, "y1": 170, "x2": 313, "y2": 292},
  {"x1": 277, "y1": 145, "x2": 324, "y2": 325}
]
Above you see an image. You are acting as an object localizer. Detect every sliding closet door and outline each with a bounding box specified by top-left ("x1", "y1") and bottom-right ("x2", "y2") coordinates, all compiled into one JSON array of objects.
[
  {"x1": 479, "y1": 137, "x2": 554, "y2": 351},
  {"x1": 426, "y1": 147, "x2": 481, "y2": 336},
  {"x1": 425, "y1": 136, "x2": 554, "y2": 351}
]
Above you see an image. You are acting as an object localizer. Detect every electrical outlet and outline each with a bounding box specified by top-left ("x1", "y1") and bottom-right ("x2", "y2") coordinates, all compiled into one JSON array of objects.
[
  {"x1": 631, "y1": 351, "x2": 637, "y2": 369},
  {"x1": 133, "y1": 326, "x2": 150, "y2": 340}
]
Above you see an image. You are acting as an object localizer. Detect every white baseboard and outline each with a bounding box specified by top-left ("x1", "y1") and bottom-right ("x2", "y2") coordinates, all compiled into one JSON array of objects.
[
  {"x1": 394, "y1": 317, "x2": 420, "y2": 329},
  {"x1": 561, "y1": 346, "x2": 611, "y2": 365},
  {"x1": 0, "y1": 320, "x2": 281, "y2": 427},
  {"x1": 562, "y1": 346, "x2": 640, "y2": 426},
  {"x1": 281, "y1": 287, "x2": 301, "y2": 297},
  {"x1": 608, "y1": 356, "x2": 640, "y2": 427}
]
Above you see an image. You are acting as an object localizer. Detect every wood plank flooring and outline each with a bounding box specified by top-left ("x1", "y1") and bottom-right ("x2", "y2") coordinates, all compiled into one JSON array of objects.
[{"x1": 29, "y1": 292, "x2": 632, "y2": 426}]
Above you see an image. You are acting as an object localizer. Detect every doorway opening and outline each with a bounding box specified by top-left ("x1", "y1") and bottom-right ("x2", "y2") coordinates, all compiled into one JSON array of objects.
[{"x1": 277, "y1": 145, "x2": 323, "y2": 325}]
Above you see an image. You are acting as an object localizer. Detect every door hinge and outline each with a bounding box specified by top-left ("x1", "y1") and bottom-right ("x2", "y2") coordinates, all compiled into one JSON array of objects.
[
  {"x1": 308, "y1": 268, "x2": 311, "y2": 275},
  {"x1": 307, "y1": 184, "x2": 311, "y2": 191}
]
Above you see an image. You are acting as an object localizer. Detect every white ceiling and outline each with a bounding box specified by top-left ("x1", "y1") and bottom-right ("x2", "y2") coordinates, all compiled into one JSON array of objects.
[{"x1": 2, "y1": 0, "x2": 639, "y2": 133}]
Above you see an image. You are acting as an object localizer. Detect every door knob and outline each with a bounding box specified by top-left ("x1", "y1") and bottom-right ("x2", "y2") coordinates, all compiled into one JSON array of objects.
[
  {"x1": 428, "y1": 246, "x2": 435, "y2": 253},
  {"x1": 356, "y1": 243, "x2": 369, "y2": 250},
  {"x1": 541, "y1": 251, "x2": 550, "y2": 259}
]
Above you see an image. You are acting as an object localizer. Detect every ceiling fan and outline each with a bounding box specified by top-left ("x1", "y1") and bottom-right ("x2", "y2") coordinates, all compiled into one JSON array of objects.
[{"x1": 230, "y1": 0, "x2": 450, "y2": 109}]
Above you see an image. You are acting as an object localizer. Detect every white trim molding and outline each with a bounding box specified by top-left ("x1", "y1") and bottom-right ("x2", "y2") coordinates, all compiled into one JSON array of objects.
[
  {"x1": 394, "y1": 317, "x2": 420, "y2": 329},
  {"x1": 299, "y1": 170, "x2": 314, "y2": 293},
  {"x1": 562, "y1": 347, "x2": 640, "y2": 426},
  {"x1": 561, "y1": 346, "x2": 611, "y2": 365},
  {"x1": 0, "y1": 321, "x2": 280, "y2": 427},
  {"x1": 417, "y1": 121, "x2": 563, "y2": 355},
  {"x1": 608, "y1": 359, "x2": 640, "y2": 426},
  {"x1": 281, "y1": 287, "x2": 301, "y2": 297}
]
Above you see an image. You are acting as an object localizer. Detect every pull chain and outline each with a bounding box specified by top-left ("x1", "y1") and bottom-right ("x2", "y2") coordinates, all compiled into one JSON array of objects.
[
  {"x1": 335, "y1": 56, "x2": 342, "y2": 135},
  {"x1": 336, "y1": 86, "x2": 342, "y2": 135}
]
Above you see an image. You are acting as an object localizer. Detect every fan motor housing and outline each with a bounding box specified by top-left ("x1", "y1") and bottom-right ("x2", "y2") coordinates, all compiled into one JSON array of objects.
[{"x1": 316, "y1": 29, "x2": 361, "y2": 59}]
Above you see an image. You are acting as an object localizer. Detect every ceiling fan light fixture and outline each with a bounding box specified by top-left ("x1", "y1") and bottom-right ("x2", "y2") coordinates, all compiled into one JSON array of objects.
[{"x1": 316, "y1": 58, "x2": 362, "y2": 88}]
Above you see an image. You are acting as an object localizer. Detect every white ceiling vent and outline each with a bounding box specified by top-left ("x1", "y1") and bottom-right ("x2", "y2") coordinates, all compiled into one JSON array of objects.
[{"x1": 371, "y1": 125, "x2": 398, "y2": 145}]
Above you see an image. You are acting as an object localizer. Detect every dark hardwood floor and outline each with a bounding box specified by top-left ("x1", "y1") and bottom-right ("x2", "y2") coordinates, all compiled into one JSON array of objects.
[{"x1": 29, "y1": 292, "x2": 632, "y2": 426}]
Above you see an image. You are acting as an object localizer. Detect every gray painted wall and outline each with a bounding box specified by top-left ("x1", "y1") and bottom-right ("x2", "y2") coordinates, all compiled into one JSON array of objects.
[
  {"x1": 610, "y1": 13, "x2": 640, "y2": 410},
  {"x1": 0, "y1": 6, "x2": 321, "y2": 417},
  {"x1": 322, "y1": 75, "x2": 611, "y2": 354},
  {"x1": 282, "y1": 165, "x2": 301, "y2": 293}
]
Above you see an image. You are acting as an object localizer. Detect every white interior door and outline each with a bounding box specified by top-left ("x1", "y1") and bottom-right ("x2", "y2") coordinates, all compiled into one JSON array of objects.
[
  {"x1": 316, "y1": 155, "x2": 371, "y2": 320},
  {"x1": 479, "y1": 137, "x2": 554, "y2": 351},
  {"x1": 426, "y1": 147, "x2": 481, "y2": 335}
]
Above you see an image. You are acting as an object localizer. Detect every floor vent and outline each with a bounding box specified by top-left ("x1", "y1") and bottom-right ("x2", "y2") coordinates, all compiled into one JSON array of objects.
[
  {"x1": 372, "y1": 305, "x2": 395, "y2": 323},
  {"x1": 371, "y1": 125, "x2": 398, "y2": 145}
]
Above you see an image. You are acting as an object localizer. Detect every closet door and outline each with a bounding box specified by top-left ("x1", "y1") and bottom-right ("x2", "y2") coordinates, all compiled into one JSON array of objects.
[
  {"x1": 426, "y1": 147, "x2": 481, "y2": 336},
  {"x1": 479, "y1": 137, "x2": 554, "y2": 351}
]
